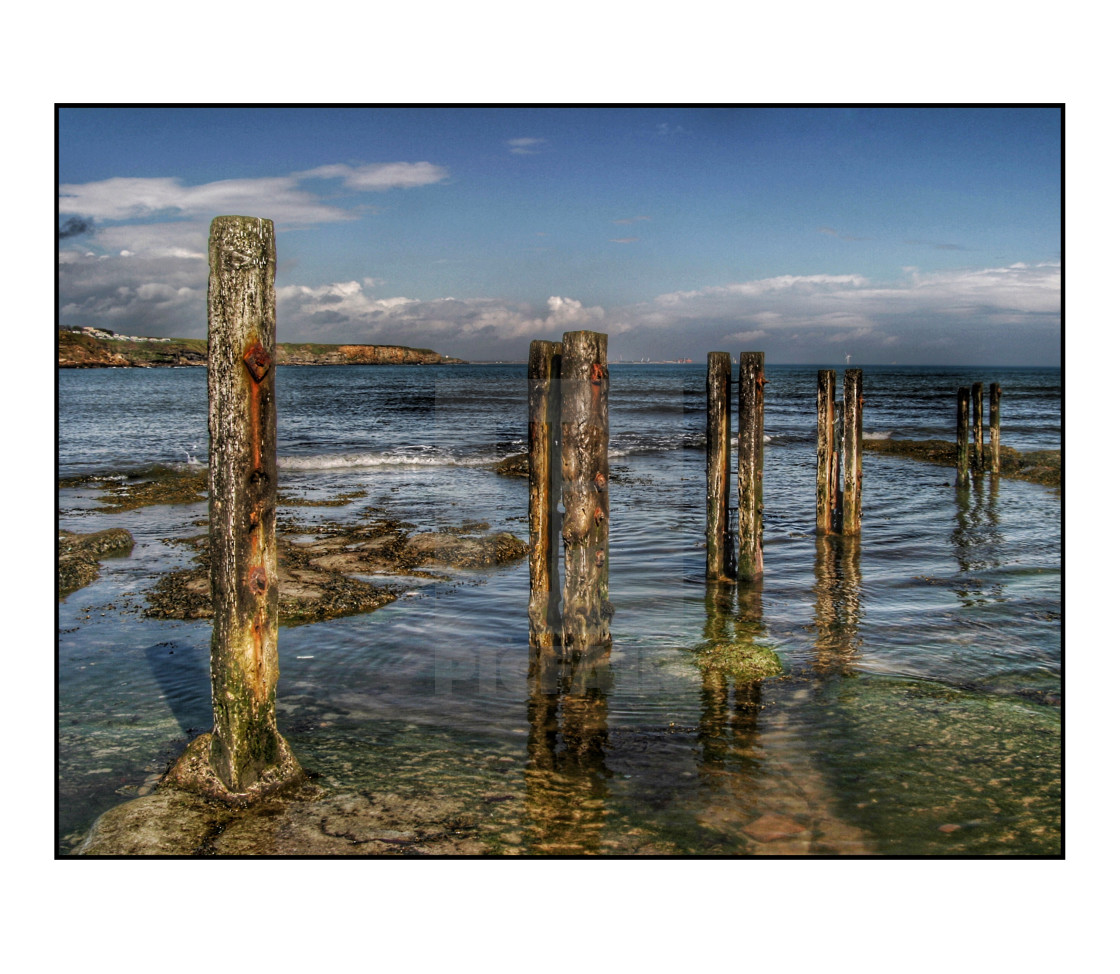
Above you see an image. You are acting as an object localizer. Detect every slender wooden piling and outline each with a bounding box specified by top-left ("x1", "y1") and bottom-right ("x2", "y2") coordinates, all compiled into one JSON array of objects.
[
  {"x1": 706, "y1": 352, "x2": 734, "y2": 580},
  {"x1": 560, "y1": 331, "x2": 611, "y2": 654},
  {"x1": 842, "y1": 369, "x2": 863, "y2": 535},
  {"x1": 529, "y1": 340, "x2": 563, "y2": 650},
  {"x1": 204, "y1": 216, "x2": 301, "y2": 796},
  {"x1": 816, "y1": 370, "x2": 836, "y2": 534},
  {"x1": 832, "y1": 413, "x2": 843, "y2": 533},
  {"x1": 956, "y1": 386, "x2": 970, "y2": 484},
  {"x1": 971, "y1": 381, "x2": 983, "y2": 470},
  {"x1": 989, "y1": 382, "x2": 1001, "y2": 474},
  {"x1": 737, "y1": 352, "x2": 765, "y2": 581}
]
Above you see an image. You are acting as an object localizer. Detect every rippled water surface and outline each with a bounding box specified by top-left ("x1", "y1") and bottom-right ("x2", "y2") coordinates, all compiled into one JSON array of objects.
[{"x1": 57, "y1": 363, "x2": 1061, "y2": 855}]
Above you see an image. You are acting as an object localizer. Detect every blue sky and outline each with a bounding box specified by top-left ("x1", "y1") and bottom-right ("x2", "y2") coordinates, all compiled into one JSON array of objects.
[{"x1": 58, "y1": 106, "x2": 1061, "y2": 364}]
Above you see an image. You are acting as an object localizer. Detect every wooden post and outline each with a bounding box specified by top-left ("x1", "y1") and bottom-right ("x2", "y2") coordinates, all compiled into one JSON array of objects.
[
  {"x1": 989, "y1": 382, "x2": 1001, "y2": 475},
  {"x1": 204, "y1": 216, "x2": 301, "y2": 796},
  {"x1": 971, "y1": 381, "x2": 984, "y2": 470},
  {"x1": 528, "y1": 341, "x2": 563, "y2": 650},
  {"x1": 706, "y1": 352, "x2": 734, "y2": 580},
  {"x1": 816, "y1": 370, "x2": 836, "y2": 534},
  {"x1": 842, "y1": 368, "x2": 863, "y2": 535},
  {"x1": 956, "y1": 387, "x2": 970, "y2": 484},
  {"x1": 560, "y1": 331, "x2": 611, "y2": 655},
  {"x1": 831, "y1": 410, "x2": 842, "y2": 533},
  {"x1": 737, "y1": 352, "x2": 765, "y2": 582}
]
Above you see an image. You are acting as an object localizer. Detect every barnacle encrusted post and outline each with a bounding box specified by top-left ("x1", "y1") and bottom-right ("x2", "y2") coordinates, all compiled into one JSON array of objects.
[
  {"x1": 529, "y1": 340, "x2": 563, "y2": 650},
  {"x1": 842, "y1": 368, "x2": 864, "y2": 536},
  {"x1": 559, "y1": 330, "x2": 611, "y2": 656},
  {"x1": 737, "y1": 351, "x2": 765, "y2": 582},
  {"x1": 706, "y1": 352, "x2": 734, "y2": 580},
  {"x1": 956, "y1": 386, "x2": 970, "y2": 485},
  {"x1": 186, "y1": 215, "x2": 301, "y2": 800},
  {"x1": 816, "y1": 369, "x2": 837, "y2": 534}
]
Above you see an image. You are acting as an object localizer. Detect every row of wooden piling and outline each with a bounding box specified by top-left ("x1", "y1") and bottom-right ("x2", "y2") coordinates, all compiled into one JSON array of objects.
[
  {"x1": 816, "y1": 369, "x2": 863, "y2": 536},
  {"x1": 956, "y1": 382, "x2": 1001, "y2": 482},
  {"x1": 528, "y1": 331, "x2": 612, "y2": 657},
  {"x1": 705, "y1": 352, "x2": 766, "y2": 583},
  {"x1": 194, "y1": 213, "x2": 1005, "y2": 804},
  {"x1": 706, "y1": 358, "x2": 865, "y2": 583}
]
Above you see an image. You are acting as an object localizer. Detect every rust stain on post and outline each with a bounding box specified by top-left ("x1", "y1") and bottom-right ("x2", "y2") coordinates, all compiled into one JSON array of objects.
[
  {"x1": 560, "y1": 331, "x2": 611, "y2": 655},
  {"x1": 528, "y1": 340, "x2": 563, "y2": 650},
  {"x1": 203, "y1": 215, "x2": 301, "y2": 797},
  {"x1": 737, "y1": 352, "x2": 765, "y2": 582},
  {"x1": 706, "y1": 352, "x2": 734, "y2": 580}
]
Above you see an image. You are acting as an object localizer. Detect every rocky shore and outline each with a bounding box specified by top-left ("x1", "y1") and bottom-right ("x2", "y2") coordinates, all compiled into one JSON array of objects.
[
  {"x1": 58, "y1": 528, "x2": 135, "y2": 596},
  {"x1": 861, "y1": 437, "x2": 1061, "y2": 490},
  {"x1": 58, "y1": 470, "x2": 528, "y2": 622},
  {"x1": 144, "y1": 509, "x2": 528, "y2": 625},
  {"x1": 58, "y1": 328, "x2": 466, "y2": 368}
]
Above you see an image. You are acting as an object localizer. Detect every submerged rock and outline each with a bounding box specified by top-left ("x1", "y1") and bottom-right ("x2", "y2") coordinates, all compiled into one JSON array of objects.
[
  {"x1": 401, "y1": 531, "x2": 529, "y2": 569},
  {"x1": 862, "y1": 437, "x2": 1061, "y2": 490},
  {"x1": 60, "y1": 468, "x2": 529, "y2": 623},
  {"x1": 692, "y1": 638, "x2": 783, "y2": 682},
  {"x1": 59, "y1": 468, "x2": 208, "y2": 511},
  {"x1": 144, "y1": 514, "x2": 528, "y2": 625},
  {"x1": 58, "y1": 528, "x2": 135, "y2": 597},
  {"x1": 75, "y1": 778, "x2": 491, "y2": 856},
  {"x1": 493, "y1": 453, "x2": 530, "y2": 478}
]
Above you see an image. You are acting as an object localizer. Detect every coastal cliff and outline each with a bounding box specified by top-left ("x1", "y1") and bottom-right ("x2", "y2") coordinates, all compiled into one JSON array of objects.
[{"x1": 58, "y1": 328, "x2": 465, "y2": 368}]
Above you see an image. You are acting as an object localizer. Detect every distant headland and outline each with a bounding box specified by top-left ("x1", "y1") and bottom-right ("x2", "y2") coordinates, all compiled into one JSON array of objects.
[{"x1": 58, "y1": 326, "x2": 466, "y2": 368}]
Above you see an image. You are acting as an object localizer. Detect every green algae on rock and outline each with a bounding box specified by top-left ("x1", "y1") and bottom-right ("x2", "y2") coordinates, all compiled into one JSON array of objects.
[
  {"x1": 692, "y1": 638, "x2": 783, "y2": 682},
  {"x1": 58, "y1": 528, "x2": 135, "y2": 597},
  {"x1": 59, "y1": 468, "x2": 208, "y2": 511},
  {"x1": 144, "y1": 513, "x2": 528, "y2": 625}
]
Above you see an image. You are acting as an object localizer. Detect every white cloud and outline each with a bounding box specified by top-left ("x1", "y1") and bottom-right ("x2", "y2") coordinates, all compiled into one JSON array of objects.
[
  {"x1": 59, "y1": 161, "x2": 450, "y2": 228},
  {"x1": 297, "y1": 161, "x2": 449, "y2": 190},
  {"x1": 643, "y1": 266, "x2": 1057, "y2": 327},
  {"x1": 507, "y1": 138, "x2": 546, "y2": 155},
  {"x1": 727, "y1": 330, "x2": 767, "y2": 343},
  {"x1": 545, "y1": 296, "x2": 604, "y2": 327},
  {"x1": 272, "y1": 282, "x2": 606, "y2": 346},
  {"x1": 58, "y1": 175, "x2": 351, "y2": 226},
  {"x1": 57, "y1": 251, "x2": 1060, "y2": 365},
  {"x1": 93, "y1": 222, "x2": 208, "y2": 259}
]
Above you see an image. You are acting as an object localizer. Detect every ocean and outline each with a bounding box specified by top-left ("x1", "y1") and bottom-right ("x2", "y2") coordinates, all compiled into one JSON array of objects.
[{"x1": 57, "y1": 361, "x2": 1062, "y2": 855}]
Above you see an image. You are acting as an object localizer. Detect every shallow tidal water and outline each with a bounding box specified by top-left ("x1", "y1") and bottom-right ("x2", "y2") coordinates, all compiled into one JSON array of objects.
[{"x1": 57, "y1": 363, "x2": 1061, "y2": 855}]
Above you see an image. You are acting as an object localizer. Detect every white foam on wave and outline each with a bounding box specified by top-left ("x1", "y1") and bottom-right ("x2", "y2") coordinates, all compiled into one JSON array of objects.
[
  {"x1": 864, "y1": 431, "x2": 893, "y2": 441},
  {"x1": 278, "y1": 451, "x2": 499, "y2": 472}
]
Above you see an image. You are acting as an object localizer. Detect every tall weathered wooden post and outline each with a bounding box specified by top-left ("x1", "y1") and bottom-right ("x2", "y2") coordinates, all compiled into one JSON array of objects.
[
  {"x1": 842, "y1": 368, "x2": 863, "y2": 535},
  {"x1": 560, "y1": 331, "x2": 611, "y2": 654},
  {"x1": 989, "y1": 382, "x2": 1001, "y2": 475},
  {"x1": 706, "y1": 352, "x2": 734, "y2": 581},
  {"x1": 816, "y1": 370, "x2": 837, "y2": 533},
  {"x1": 956, "y1": 386, "x2": 970, "y2": 484},
  {"x1": 737, "y1": 352, "x2": 765, "y2": 582},
  {"x1": 970, "y1": 381, "x2": 984, "y2": 471},
  {"x1": 197, "y1": 215, "x2": 301, "y2": 798},
  {"x1": 528, "y1": 340, "x2": 563, "y2": 649}
]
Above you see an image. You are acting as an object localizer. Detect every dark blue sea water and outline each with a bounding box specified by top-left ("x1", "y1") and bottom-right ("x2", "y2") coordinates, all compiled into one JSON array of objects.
[{"x1": 57, "y1": 362, "x2": 1062, "y2": 855}]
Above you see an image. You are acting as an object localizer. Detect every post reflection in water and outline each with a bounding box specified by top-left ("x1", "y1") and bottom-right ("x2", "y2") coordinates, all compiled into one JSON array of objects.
[
  {"x1": 952, "y1": 471, "x2": 1004, "y2": 607},
  {"x1": 524, "y1": 643, "x2": 612, "y2": 854},
  {"x1": 696, "y1": 582, "x2": 765, "y2": 782},
  {"x1": 812, "y1": 534, "x2": 863, "y2": 674}
]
